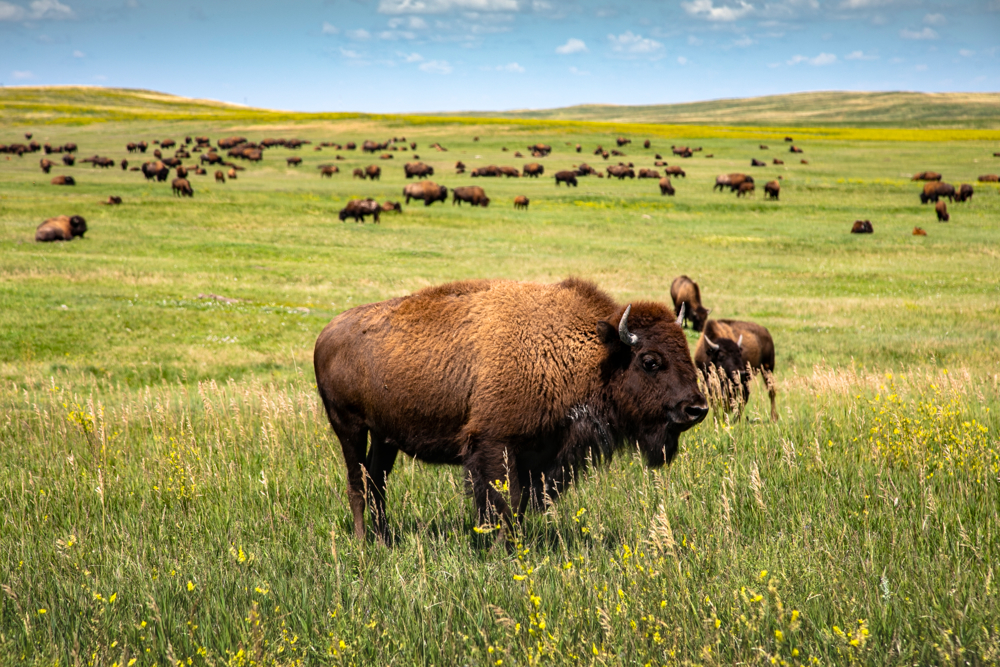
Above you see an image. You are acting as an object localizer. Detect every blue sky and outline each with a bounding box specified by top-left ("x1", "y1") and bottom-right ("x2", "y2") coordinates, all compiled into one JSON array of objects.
[{"x1": 1, "y1": 0, "x2": 997, "y2": 112}]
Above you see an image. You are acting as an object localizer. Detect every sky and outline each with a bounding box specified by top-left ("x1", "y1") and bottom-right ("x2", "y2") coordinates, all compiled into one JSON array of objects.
[{"x1": 1, "y1": 0, "x2": 998, "y2": 112}]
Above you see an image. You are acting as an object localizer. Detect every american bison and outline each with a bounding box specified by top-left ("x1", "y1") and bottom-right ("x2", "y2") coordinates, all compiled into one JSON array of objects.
[
  {"x1": 320, "y1": 165, "x2": 340, "y2": 177},
  {"x1": 103, "y1": 196, "x2": 122, "y2": 205},
  {"x1": 659, "y1": 177, "x2": 675, "y2": 196},
  {"x1": 381, "y1": 201, "x2": 402, "y2": 213},
  {"x1": 172, "y1": 178, "x2": 193, "y2": 197},
  {"x1": 764, "y1": 180, "x2": 780, "y2": 200},
  {"x1": 759, "y1": 145, "x2": 769, "y2": 150},
  {"x1": 365, "y1": 165, "x2": 381, "y2": 181},
  {"x1": 314, "y1": 278, "x2": 708, "y2": 539},
  {"x1": 452, "y1": 186, "x2": 490, "y2": 207},
  {"x1": 789, "y1": 146, "x2": 803, "y2": 153},
  {"x1": 851, "y1": 220, "x2": 873, "y2": 234},
  {"x1": 664, "y1": 166, "x2": 685, "y2": 178},
  {"x1": 616, "y1": 137, "x2": 631, "y2": 147},
  {"x1": 353, "y1": 168, "x2": 365, "y2": 179},
  {"x1": 736, "y1": 182, "x2": 755, "y2": 197},
  {"x1": 913, "y1": 227, "x2": 927, "y2": 236},
  {"x1": 405, "y1": 162, "x2": 434, "y2": 179},
  {"x1": 935, "y1": 201, "x2": 949, "y2": 222},
  {"x1": 62, "y1": 154, "x2": 75, "y2": 166},
  {"x1": 403, "y1": 180, "x2": 448, "y2": 206},
  {"x1": 695, "y1": 319, "x2": 777, "y2": 421},
  {"x1": 40, "y1": 158, "x2": 56, "y2": 173},
  {"x1": 51, "y1": 175, "x2": 75, "y2": 186},
  {"x1": 784, "y1": 136, "x2": 793, "y2": 142},
  {"x1": 714, "y1": 174, "x2": 732, "y2": 191},
  {"x1": 606, "y1": 165, "x2": 634, "y2": 180},
  {"x1": 576, "y1": 144, "x2": 582, "y2": 153},
  {"x1": 637, "y1": 168, "x2": 660, "y2": 179},
  {"x1": 912, "y1": 171, "x2": 942, "y2": 181},
  {"x1": 35, "y1": 215, "x2": 87, "y2": 242},
  {"x1": 920, "y1": 182, "x2": 956, "y2": 204},
  {"x1": 215, "y1": 170, "x2": 225, "y2": 183},
  {"x1": 142, "y1": 161, "x2": 170, "y2": 182},
  {"x1": 471, "y1": 165, "x2": 501, "y2": 177},
  {"x1": 527, "y1": 143, "x2": 552, "y2": 156},
  {"x1": 201, "y1": 152, "x2": 224, "y2": 165},
  {"x1": 670, "y1": 275, "x2": 710, "y2": 332},
  {"x1": 643, "y1": 139, "x2": 651, "y2": 149},
  {"x1": 227, "y1": 168, "x2": 237, "y2": 180},
  {"x1": 514, "y1": 195, "x2": 529, "y2": 210},
  {"x1": 978, "y1": 174, "x2": 999, "y2": 182},
  {"x1": 772, "y1": 158, "x2": 784, "y2": 165},
  {"x1": 751, "y1": 158, "x2": 766, "y2": 167},
  {"x1": 956, "y1": 183, "x2": 973, "y2": 202},
  {"x1": 121, "y1": 159, "x2": 128, "y2": 170},
  {"x1": 339, "y1": 199, "x2": 381, "y2": 223},
  {"x1": 523, "y1": 163, "x2": 544, "y2": 178},
  {"x1": 500, "y1": 166, "x2": 520, "y2": 178},
  {"x1": 554, "y1": 170, "x2": 578, "y2": 187},
  {"x1": 63, "y1": 142, "x2": 77, "y2": 153},
  {"x1": 287, "y1": 157, "x2": 302, "y2": 167},
  {"x1": 161, "y1": 139, "x2": 176, "y2": 149}
]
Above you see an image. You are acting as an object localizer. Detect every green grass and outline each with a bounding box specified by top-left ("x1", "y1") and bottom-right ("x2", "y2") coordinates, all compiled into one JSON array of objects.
[{"x1": 1, "y1": 100, "x2": 999, "y2": 666}]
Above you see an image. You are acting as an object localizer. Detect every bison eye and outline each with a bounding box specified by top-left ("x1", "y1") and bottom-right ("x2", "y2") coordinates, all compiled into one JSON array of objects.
[{"x1": 642, "y1": 356, "x2": 660, "y2": 373}]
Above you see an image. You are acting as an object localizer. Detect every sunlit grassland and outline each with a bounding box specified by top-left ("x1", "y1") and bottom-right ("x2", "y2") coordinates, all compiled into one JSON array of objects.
[{"x1": 1, "y1": 97, "x2": 1000, "y2": 665}]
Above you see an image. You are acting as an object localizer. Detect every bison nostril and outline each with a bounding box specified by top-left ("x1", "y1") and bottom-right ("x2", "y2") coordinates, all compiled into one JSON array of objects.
[{"x1": 685, "y1": 405, "x2": 708, "y2": 421}]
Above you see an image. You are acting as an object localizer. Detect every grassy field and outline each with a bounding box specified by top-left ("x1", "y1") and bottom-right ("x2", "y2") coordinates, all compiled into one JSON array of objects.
[{"x1": 1, "y1": 88, "x2": 999, "y2": 666}]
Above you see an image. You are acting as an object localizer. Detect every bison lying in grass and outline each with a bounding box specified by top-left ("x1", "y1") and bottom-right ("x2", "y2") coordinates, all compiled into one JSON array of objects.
[
  {"x1": 51, "y1": 175, "x2": 75, "y2": 186},
  {"x1": 851, "y1": 220, "x2": 874, "y2": 234},
  {"x1": 36, "y1": 215, "x2": 87, "y2": 242}
]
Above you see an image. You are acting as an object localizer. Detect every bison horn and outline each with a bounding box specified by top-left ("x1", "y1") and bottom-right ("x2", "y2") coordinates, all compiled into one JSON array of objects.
[
  {"x1": 705, "y1": 336, "x2": 720, "y2": 350},
  {"x1": 675, "y1": 303, "x2": 686, "y2": 326},
  {"x1": 618, "y1": 305, "x2": 639, "y2": 346},
  {"x1": 737, "y1": 334, "x2": 743, "y2": 349}
]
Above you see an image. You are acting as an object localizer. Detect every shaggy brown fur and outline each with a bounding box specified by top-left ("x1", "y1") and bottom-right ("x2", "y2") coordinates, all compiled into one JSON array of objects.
[
  {"x1": 658, "y1": 177, "x2": 675, "y2": 196},
  {"x1": 523, "y1": 163, "x2": 544, "y2": 177},
  {"x1": 935, "y1": 200, "x2": 950, "y2": 222},
  {"x1": 851, "y1": 220, "x2": 873, "y2": 234},
  {"x1": 50, "y1": 175, "x2": 75, "y2": 186},
  {"x1": 554, "y1": 170, "x2": 578, "y2": 187},
  {"x1": 171, "y1": 178, "x2": 193, "y2": 197},
  {"x1": 664, "y1": 166, "x2": 686, "y2": 178},
  {"x1": 452, "y1": 186, "x2": 490, "y2": 207},
  {"x1": 736, "y1": 181, "x2": 755, "y2": 197},
  {"x1": 320, "y1": 165, "x2": 339, "y2": 177},
  {"x1": 339, "y1": 199, "x2": 381, "y2": 224},
  {"x1": 215, "y1": 170, "x2": 225, "y2": 183},
  {"x1": 36, "y1": 215, "x2": 87, "y2": 241},
  {"x1": 694, "y1": 319, "x2": 777, "y2": 421},
  {"x1": 314, "y1": 278, "x2": 708, "y2": 539},
  {"x1": 404, "y1": 162, "x2": 434, "y2": 179},
  {"x1": 403, "y1": 180, "x2": 448, "y2": 206},
  {"x1": 764, "y1": 180, "x2": 780, "y2": 200},
  {"x1": 365, "y1": 165, "x2": 381, "y2": 181},
  {"x1": 514, "y1": 195, "x2": 529, "y2": 210},
  {"x1": 920, "y1": 181, "x2": 955, "y2": 204},
  {"x1": 669, "y1": 275, "x2": 710, "y2": 332},
  {"x1": 978, "y1": 174, "x2": 998, "y2": 183},
  {"x1": 956, "y1": 184, "x2": 973, "y2": 202}
]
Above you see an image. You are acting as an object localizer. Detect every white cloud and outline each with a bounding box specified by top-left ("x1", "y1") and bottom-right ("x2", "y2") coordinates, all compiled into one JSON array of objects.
[
  {"x1": 923, "y1": 12, "x2": 945, "y2": 25},
  {"x1": 608, "y1": 31, "x2": 664, "y2": 56},
  {"x1": 959, "y1": 49, "x2": 974, "y2": 57},
  {"x1": 419, "y1": 59, "x2": 453, "y2": 73},
  {"x1": 72, "y1": 49, "x2": 84, "y2": 57},
  {"x1": 682, "y1": 0, "x2": 753, "y2": 21},
  {"x1": 379, "y1": 30, "x2": 415, "y2": 39},
  {"x1": 322, "y1": 22, "x2": 339, "y2": 34},
  {"x1": 399, "y1": 51, "x2": 424, "y2": 62},
  {"x1": 12, "y1": 70, "x2": 34, "y2": 79},
  {"x1": 677, "y1": 56, "x2": 688, "y2": 64},
  {"x1": 556, "y1": 37, "x2": 587, "y2": 54},
  {"x1": 347, "y1": 28, "x2": 371, "y2": 39},
  {"x1": 340, "y1": 48, "x2": 362, "y2": 59},
  {"x1": 0, "y1": 0, "x2": 73, "y2": 21},
  {"x1": 388, "y1": 16, "x2": 427, "y2": 28},
  {"x1": 379, "y1": 0, "x2": 518, "y2": 14},
  {"x1": 495, "y1": 62, "x2": 524, "y2": 72},
  {"x1": 733, "y1": 34, "x2": 754, "y2": 47},
  {"x1": 687, "y1": 35, "x2": 703, "y2": 45},
  {"x1": 569, "y1": 66, "x2": 590, "y2": 75},
  {"x1": 901, "y1": 27, "x2": 937, "y2": 40},
  {"x1": 844, "y1": 50, "x2": 877, "y2": 60},
  {"x1": 787, "y1": 52, "x2": 837, "y2": 65},
  {"x1": 839, "y1": 0, "x2": 889, "y2": 7}
]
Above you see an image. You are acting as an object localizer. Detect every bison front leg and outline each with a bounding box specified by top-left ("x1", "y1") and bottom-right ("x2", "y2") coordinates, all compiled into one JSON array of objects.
[{"x1": 464, "y1": 436, "x2": 521, "y2": 535}]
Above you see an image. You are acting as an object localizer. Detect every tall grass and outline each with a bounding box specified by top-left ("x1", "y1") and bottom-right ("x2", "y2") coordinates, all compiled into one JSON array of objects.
[{"x1": 2, "y1": 366, "x2": 997, "y2": 665}]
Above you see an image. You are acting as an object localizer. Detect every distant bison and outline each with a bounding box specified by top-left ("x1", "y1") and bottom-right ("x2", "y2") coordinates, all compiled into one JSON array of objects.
[
  {"x1": 215, "y1": 170, "x2": 226, "y2": 183},
  {"x1": 658, "y1": 177, "x2": 675, "y2": 196},
  {"x1": 103, "y1": 196, "x2": 122, "y2": 205},
  {"x1": 286, "y1": 157, "x2": 302, "y2": 167},
  {"x1": 142, "y1": 161, "x2": 170, "y2": 182},
  {"x1": 353, "y1": 168, "x2": 365, "y2": 179},
  {"x1": 913, "y1": 226, "x2": 927, "y2": 236},
  {"x1": 527, "y1": 143, "x2": 552, "y2": 156},
  {"x1": 313, "y1": 278, "x2": 708, "y2": 539},
  {"x1": 789, "y1": 146, "x2": 804, "y2": 153},
  {"x1": 453, "y1": 186, "x2": 490, "y2": 207},
  {"x1": 606, "y1": 165, "x2": 634, "y2": 180},
  {"x1": 772, "y1": 158, "x2": 784, "y2": 165},
  {"x1": 851, "y1": 220, "x2": 873, "y2": 234},
  {"x1": 912, "y1": 171, "x2": 942, "y2": 181},
  {"x1": 523, "y1": 163, "x2": 544, "y2": 178},
  {"x1": 404, "y1": 162, "x2": 434, "y2": 179},
  {"x1": 935, "y1": 201, "x2": 949, "y2": 222},
  {"x1": 172, "y1": 178, "x2": 193, "y2": 197},
  {"x1": 751, "y1": 158, "x2": 766, "y2": 167},
  {"x1": 51, "y1": 175, "x2": 75, "y2": 186},
  {"x1": 956, "y1": 183, "x2": 973, "y2": 202},
  {"x1": 764, "y1": 180, "x2": 780, "y2": 200},
  {"x1": 514, "y1": 195, "x2": 529, "y2": 210},
  {"x1": 62, "y1": 154, "x2": 75, "y2": 166},
  {"x1": 695, "y1": 319, "x2": 777, "y2": 421},
  {"x1": 978, "y1": 174, "x2": 998, "y2": 183},
  {"x1": 381, "y1": 200, "x2": 402, "y2": 213},
  {"x1": 643, "y1": 139, "x2": 651, "y2": 149},
  {"x1": 365, "y1": 165, "x2": 382, "y2": 181},
  {"x1": 554, "y1": 170, "x2": 578, "y2": 187},
  {"x1": 320, "y1": 165, "x2": 340, "y2": 177},
  {"x1": 339, "y1": 199, "x2": 381, "y2": 224},
  {"x1": 40, "y1": 158, "x2": 56, "y2": 173},
  {"x1": 500, "y1": 166, "x2": 520, "y2": 178},
  {"x1": 664, "y1": 166, "x2": 685, "y2": 178},
  {"x1": 637, "y1": 168, "x2": 660, "y2": 179},
  {"x1": 36, "y1": 215, "x2": 87, "y2": 242},
  {"x1": 403, "y1": 180, "x2": 448, "y2": 206},
  {"x1": 227, "y1": 168, "x2": 237, "y2": 180},
  {"x1": 920, "y1": 182, "x2": 955, "y2": 204},
  {"x1": 736, "y1": 181, "x2": 755, "y2": 197},
  {"x1": 670, "y1": 275, "x2": 710, "y2": 332}
]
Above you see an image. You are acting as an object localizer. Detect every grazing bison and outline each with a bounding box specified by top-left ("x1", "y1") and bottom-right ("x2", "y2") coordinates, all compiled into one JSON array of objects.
[
  {"x1": 500, "y1": 166, "x2": 520, "y2": 178},
  {"x1": 784, "y1": 136, "x2": 793, "y2": 142},
  {"x1": 751, "y1": 158, "x2": 766, "y2": 167},
  {"x1": 695, "y1": 319, "x2": 777, "y2": 421},
  {"x1": 764, "y1": 180, "x2": 780, "y2": 200},
  {"x1": 736, "y1": 182, "x2": 755, "y2": 197},
  {"x1": 714, "y1": 174, "x2": 732, "y2": 191},
  {"x1": 404, "y1": 162, "x2": 434, "y2": 179},
  {"x1": 36, "y1": 215, "x2": 87, "y2": 242},
  {"x1": 227, "y1": 168, "x2": 237, "y2": 180},
  {"x1": 935, "y1": 201, "x2": 949, "y2": 222},
  {"x1": 528, "y1": 143, "x2": 552, "y2": 156},
  {"x1": 339, "y1": 199, "x2": 381, "y2": 224},
  {"x1": 171, "y1": 178, "x2": 193, "y2": 197},
  {"x1": 314, "y1": 278, "x2": 708, "y2": 539},
  {"x1": 514, "y1": 195, "x2": 529, "y2": 210},
  {"x1": 161, "y1": 139, "x2": 176, "y2": 149},
  {"x1": 576, "y1": 163, "x2": 599, "y2": 176},
  {"x1": 670, "y1": 275, "x2": 710, "y2": 332},
  {"x1": 121, "y1": 159, "x2": 128, "y2": 171},
  {"x1": 51, "y1": 175, "x2": 75, "y2": 186},
  {"x1": 103, "y1": 196, "x2": 122, "y2": 205},
  {"x1": 576, "y1": 144, "x2": 582, "y2": 153},
  {"x1": 664, "y1": 166, "x2": 685, "y2": 178},
  {"x1": 287, "y1": 157, "x2": 303, "y2": 167},
  {"x1": 554, "y1": 170, "x2": 578, "y2": 187},
  {"x1": 381, "y1": 201, "x2": 402, "y2": 213},
  {"x1": 920, "y1": 182, "x2": 956, "y2": 204},
  {"x1": 978, "y1": 174, "x2": 999, "y2": 183},
  {"x1": 62, "y1": 142, "x2": 76, "y2": 153},
  {"x1": 471, "y1": 165, "x2": 501, "y2": 178},
  {"x1": 800, "y1": 159, "x2": 809, "y2": 165},
  {"x1": 606, "y1": 165, "x2": 635, "y2": 180},
  {"x1": 659, "y1": 177, "x2": 675, "y2": 196},
  {"x1": 851, "y1": 220, "x2": 874, "y2": 234},
  {"x1": 403, "y1": 180, "x2": 448, "y2": 206},
  {"x1": 379, "y1": 153, "x2": 394, "y2": 160},
  {"x1": 643, "y1": 139, "x2": 651, "y2": 149},
  {"x1": 365, "y1": 165, "x2": 382, "y2": 181},
  {"x1": 452, "y1": 186, "x2": 490, "y2": 207},
  {"x1": 320, "y1": 165, "x2": 340, "y2": 177},
  {"x1": 40, "y1": 158, "x2": 56, "y2": 173},
  {"x1": 637, "y1": 168, "x2": 660, "y2": 179},
  {"x1": 913, "y1": 227, "x2": 927, "y2": 236},
  {"x1": 200, "y1": 152, "x2": 224, "y2": 165},
  {"x1": 141, "y1": 161, "x2": 170, "y2": 182},
  {"x1": 353, "y1": 168, "x2": 365, "y2": 179},
  {"x1": 789, "y1": 146, "x2": 803, "y2": 153},
  {"x1": 62, "y1": 154, "x2": 75, "y2": 166},
  {"x1": 215, "y1": 170, "x2": 225, "y2": 183},
  {"x1": 956, "y1": 183, "x2": 974, "y2": 202},
  {"x1": 523, "y1": 163, "x2": 544, "y2": 178},
  {"x1": 912, "y1": 171, "x2": 942, "y2": 181},
  {"x1": 616, "y1": 137, "x2": 631, "y2": 147}
]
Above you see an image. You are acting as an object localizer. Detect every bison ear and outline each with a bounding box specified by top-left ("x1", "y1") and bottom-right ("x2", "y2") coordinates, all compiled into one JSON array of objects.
[{"x1": 596, "y1": 320, "x2": 618, "y2": 345}]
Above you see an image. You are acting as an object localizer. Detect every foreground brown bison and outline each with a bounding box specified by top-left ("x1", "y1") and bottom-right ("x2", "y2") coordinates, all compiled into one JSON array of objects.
[
  {"x1": 171, "y1": 178, "x2": 193, "y2": 197},
  {"x1": 404, "y1": 162, "x2": 434, "y2": 179},
  {"x1": 514, "y1": 195, "x2": 529, "y2": 210},
  {"x1": 554, "y1": 170, "x2": 578, "y2": 187},
  {"x1": 51, "y1": 175, "x2": 75, "y2": 186},
  {"x1": 36, "y1": 215, "x2": 86, "y2": 242},
  {"x1": 452, "y1": 186, "x2": 490, "y2": 207},
  {"x1": 670, "y1": 275, "x2": 710, "y2": 332},
  {"x1": 920, "y1": 182, "x2": 955, "y2": 204},
  {"x1": 935, "y1": 201, "x2": 949, "y2": 222},
  {"x1": 339, "y1": 199, "x2": 381, "y2": 223},
  {"x1": 314, "y1": 278, "x2": 708, "y2": 539},
  {"x1": 764, "y1": 180, "x2": 780, "y2": 200},
  {"x1": 912, "y1": 171, "x2": 942, "y2": 181},
  {"x1": 403, "y1": 180, "x2": 448, "y2": 206},
  {"x1": 851, "y1": 220, "x2": 873, "y2": 234},
  {"x1": 695, "y1": 319, "x2": 777, "y2": 421},
  {"x1": 659, "y1": 177, "x2": 675, "y2": 196}
]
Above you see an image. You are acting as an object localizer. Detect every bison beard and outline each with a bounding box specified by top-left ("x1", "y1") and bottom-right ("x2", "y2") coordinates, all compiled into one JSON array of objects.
[{"x1": 314, "y1": 279, "x2": 708, "y2": 540}]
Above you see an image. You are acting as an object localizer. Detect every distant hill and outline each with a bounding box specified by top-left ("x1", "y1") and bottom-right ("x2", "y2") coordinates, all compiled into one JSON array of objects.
[
  {"x1": 442, "y1": 91, "x2": 1000, "y2": 129},
  {"x1": 2, "y1": 86, "x2": 998, "y2": 130}
]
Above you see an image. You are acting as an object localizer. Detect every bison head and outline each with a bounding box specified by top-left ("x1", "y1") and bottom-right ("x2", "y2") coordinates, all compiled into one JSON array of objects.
[
  {"x1": 597, "y1": 303, "x2": 707, "y2": 467},
  {"x1": 69, "y1": 215, "x2": 87, "y2": 238},
  {"x1": 702, "y1": 335, "x2": 750, "y2": 407}
]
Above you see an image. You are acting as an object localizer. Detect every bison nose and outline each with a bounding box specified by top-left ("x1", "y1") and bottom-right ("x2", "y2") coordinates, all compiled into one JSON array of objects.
[{"x1": 684, "y1": 404, "x2": 708, "y2": 424}]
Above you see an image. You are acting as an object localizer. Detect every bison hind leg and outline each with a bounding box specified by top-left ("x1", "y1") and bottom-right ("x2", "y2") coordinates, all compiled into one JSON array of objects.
[{"x1": 365, "y1": 434, "x2": 399, "y2": 542}]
